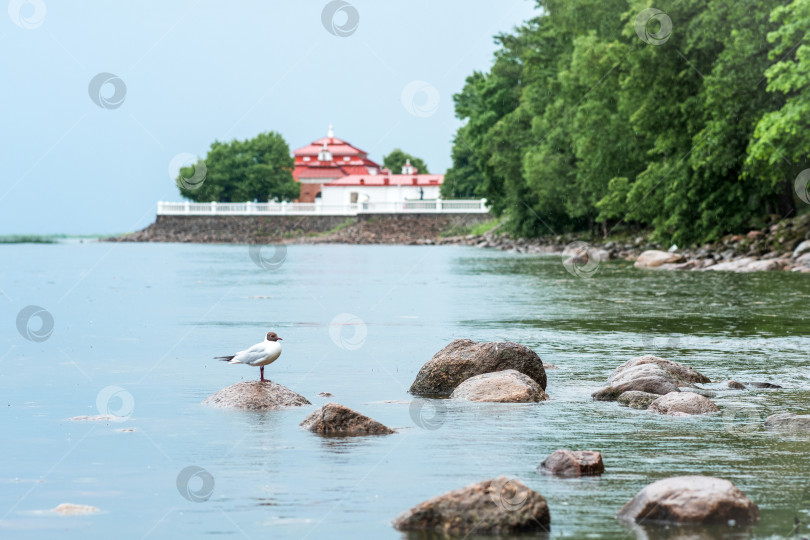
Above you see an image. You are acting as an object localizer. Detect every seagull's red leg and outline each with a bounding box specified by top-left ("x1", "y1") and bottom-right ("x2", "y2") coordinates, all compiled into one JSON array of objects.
[{"x1": 260, "y1": 366, "x2": 265, "y2": 382}]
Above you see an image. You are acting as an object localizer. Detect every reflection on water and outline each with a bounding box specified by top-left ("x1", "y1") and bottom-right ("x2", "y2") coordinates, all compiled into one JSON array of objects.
[{"x1": 0, "y1": 243, "x2": 808, "y2": 538}]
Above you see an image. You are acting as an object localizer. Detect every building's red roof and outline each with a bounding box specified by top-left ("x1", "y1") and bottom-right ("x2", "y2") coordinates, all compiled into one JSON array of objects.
[
  {"x1": 295, "y1": 165, "x2": 375, "y2": 179},
  {"x1": 324, "y1": 174, "x2": 444, "y2": 187},
  {"x1": 292, "y1": 128, "x2": 382, "y2": 185},
  {"x1": 293, "y1": 137, "x2": 372, "y2": 158}
]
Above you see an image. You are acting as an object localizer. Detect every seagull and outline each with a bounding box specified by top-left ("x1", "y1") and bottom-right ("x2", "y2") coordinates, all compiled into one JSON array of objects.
[{"x1": 215, "y1": 331, "x2": 283, "y2": 382}]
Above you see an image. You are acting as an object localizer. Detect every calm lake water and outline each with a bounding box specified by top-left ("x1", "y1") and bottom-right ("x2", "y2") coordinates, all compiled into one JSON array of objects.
[{"x1": 1, "y1": 242, "x2": 809, "y2": 539}]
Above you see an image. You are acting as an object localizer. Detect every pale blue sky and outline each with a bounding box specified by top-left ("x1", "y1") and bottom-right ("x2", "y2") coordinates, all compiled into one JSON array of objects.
[{"x1": 0, "y1": 0, "x2": 538, "y2": 234}]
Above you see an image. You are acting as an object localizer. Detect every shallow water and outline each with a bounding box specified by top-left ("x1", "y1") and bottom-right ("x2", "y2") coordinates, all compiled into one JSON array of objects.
[{"x1": 1, "y1": 242, "x2": 809, "y2": 539}]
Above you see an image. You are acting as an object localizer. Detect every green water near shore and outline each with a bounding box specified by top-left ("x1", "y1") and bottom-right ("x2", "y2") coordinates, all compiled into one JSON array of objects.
[{"x1": 1, "y1": 243, "x2": 808, "y2": 538}]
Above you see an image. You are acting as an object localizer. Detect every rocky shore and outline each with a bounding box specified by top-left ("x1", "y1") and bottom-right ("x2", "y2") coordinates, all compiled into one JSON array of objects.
[
  {"x1": 107, "y1": 211, "x2": 810, "y2": 272},
  {"x1": 436, "y1": 213, "x2": 810, "y2": 273}
]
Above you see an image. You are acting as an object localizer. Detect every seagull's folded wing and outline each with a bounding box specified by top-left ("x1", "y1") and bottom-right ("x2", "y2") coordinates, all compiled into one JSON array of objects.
[{"x1": 230, "y1": 343, "x2": 268, "y2": 365}]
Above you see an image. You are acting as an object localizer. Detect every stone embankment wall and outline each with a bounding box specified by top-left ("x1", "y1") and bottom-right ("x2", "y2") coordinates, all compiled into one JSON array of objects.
[{"x1": 109, "y1": 213, "x2": 493, "y2": 244}]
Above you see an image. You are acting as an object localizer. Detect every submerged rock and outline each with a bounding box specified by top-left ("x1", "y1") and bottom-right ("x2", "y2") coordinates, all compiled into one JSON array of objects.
[
  {"x1": 409, "y1": 339, "x2": 546, "y2": 396},
  {"x1": 634, "y1": 250, "x2": 685, "y2": 268},
  {"x1": 617, "y1": 391, "x2": 659, "y2": 409},
  {"x1": 617, "y1": 476, "x2": 759, "y2": 524},
  {"x1": 392, "y1": 476, "x2": 550, "y2": 535},
  {"x1": 592, "y1": 386, "x2": 623, "y2": 401},
  {"x1": 539, "y1": 450, "x2": 604, "y2": 477},
  {"x1": 648, "y1": 392, "x2": 719, "y2": 416},
  {"x1": 727, "y1": 380, "x2": 746, "y2": 390},
  {"x1": 53, "y1": 503, "x2": 99, "y2": 515},
  {"x1": 764, "y1": 413, "x2": 810, "y2": 432},
  {"x1": 593, "y1": 377, "x2": 679, "y2": 401},
  {"x1": 450, "y1": 369, "x2": 548, "y2": 403},
  {"x1": 202, "y1": 381, "x2": 310, "y2": 410},
  {"x1": 747, "y1": 382, "x2": 782, "y2": 389},
  {"x1": 300, "y1": 403, "x2": 394, "y2": 436}
]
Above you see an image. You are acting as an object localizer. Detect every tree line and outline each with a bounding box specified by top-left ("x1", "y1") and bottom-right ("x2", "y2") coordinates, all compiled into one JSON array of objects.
[{"x1": 440, "y1": 0, "x2": 810, "y2": 244}]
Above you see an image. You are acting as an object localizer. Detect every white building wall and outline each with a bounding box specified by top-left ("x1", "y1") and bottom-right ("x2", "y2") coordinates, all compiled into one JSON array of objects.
[{"x1": 321, "y1": 185, "x2": 441, "y2": 206}]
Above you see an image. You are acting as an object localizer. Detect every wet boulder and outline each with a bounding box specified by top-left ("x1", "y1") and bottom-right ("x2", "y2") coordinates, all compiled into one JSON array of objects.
[
  {"x1": 617, "y1": 476, "x2": 759, "y2": 525},
  {"x1": 617, "y1": 391, "x2": 659, "y2": 410},
  {"x1": 450, "y1": 369, "x2": 548, "y2": 403},
  {"x1": 410, "y1": 339, "x2": 546, "y2": 397},
  {"x1": 727, "y1": 381, "x2": 746, "y2": 390},
  {"x1": 648, "y1": 392, "x2": 719, "y2": 416},
  {"x1": 300, "y1": 403, "x2": 394, "y2": 436},
  {"x1": 764, "y1": 413, "x2": 810, "y2": 432},
  {"x1": 392, "y1": 477, "x2": 550, "y2": 535},
  {"x1": 539, "y1": 450, "x2": 604, "y2": 477},
  {"x1": 594, "y1": 356, "x2": 712, "y2": 402},
  {"x1": 202, "y1": 381, "x2": 310, "y2": 410},
  {"x1": 610, "y1": 356, "x2": 710, "y2": 386}
]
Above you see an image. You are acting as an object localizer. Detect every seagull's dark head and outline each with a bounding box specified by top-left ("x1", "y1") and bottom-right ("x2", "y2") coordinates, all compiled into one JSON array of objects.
[{"x1": 266, "y1": 332, "x2": 282, "y2": 342}]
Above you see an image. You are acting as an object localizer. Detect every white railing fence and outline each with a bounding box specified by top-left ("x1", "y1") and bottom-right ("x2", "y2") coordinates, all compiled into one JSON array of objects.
[{"x1": 157, "y1": 199, "x2": 489, "y2": 216}]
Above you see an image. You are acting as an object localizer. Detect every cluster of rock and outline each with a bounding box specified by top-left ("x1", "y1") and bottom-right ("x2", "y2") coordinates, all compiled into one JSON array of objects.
[
  {"x1": 441, "y1": 212, "x2": 810, "y2": 273},
  {"x1": 409, "y1": 339, "x2": 547, "y2": 403},
  {"x1": 394, "y1": 473, "x2": 760, "y2": 535},
  {"x1": 592, "y1": 355, "x2": 720, "y2": 416},
  {"x1": 195, "y1": 342, "x2": 805, "y2": 535},
  {"x1": 634, "y1": 237, "x2": 810, "y2": 272}
]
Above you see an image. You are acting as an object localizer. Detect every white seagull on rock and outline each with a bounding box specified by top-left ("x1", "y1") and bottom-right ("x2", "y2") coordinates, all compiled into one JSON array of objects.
[{"x1": 215, "y1": 331, "x2": 282, "y2": 382}]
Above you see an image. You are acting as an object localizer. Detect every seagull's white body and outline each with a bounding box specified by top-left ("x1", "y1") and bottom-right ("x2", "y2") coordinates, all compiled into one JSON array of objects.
[
  {"x1": 216, "y1": 331, "x2": 283, "y2": 382},
  {"x1": 227, "y1": 338, "x2": 282, "y2": 367}
]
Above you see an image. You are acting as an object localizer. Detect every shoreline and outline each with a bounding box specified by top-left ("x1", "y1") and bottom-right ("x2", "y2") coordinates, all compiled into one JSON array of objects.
[{"x1": 104, "y1": 213, "x2": 810, "y2": 273}]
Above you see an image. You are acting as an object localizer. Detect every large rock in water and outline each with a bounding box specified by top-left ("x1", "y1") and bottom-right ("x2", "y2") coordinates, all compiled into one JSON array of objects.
[
  {"x1": 539, "y1": 450, "x2": 604, "y2": 477},
  {"x1": 609, "y1": 356, "x2": 710, "y2": 386},
  {"x1": 410, "y1": 339, "x2": 546, "y2": 396},
  {"x1": 450, "y1": 369, "x2": 549, "y2": 403},
  {"x1": 634, "y1": 250, "x2": 685, "y2": 268},
  {"x1": 648, "y1": 392, "x2": 719, "y2": 416},
  {"x1": 202, "y1": 381, "x2": 310, "y2": 410},
  {"x1": 764, "y1": 413, "x2": 810, "y2": 432},
  {"x1": 300, "y1": 403, "x2": 394, "y2": 436},
  {"x1": 392, "y1": 477, "x2": 550, "y2": 535},
  {"x1": 617, "y1": 476, "x2": 759, "y2": 524},
  {"x1": 593, "y1": 356, "x2": 710, "y2": 402}
]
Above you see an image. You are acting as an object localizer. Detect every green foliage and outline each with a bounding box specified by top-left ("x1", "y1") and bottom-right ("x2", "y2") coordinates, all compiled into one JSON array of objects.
[
  {"x1": 445, "y1": 0, "x2": 808, "y2": 244},
  {"x1": 0, "y1": 235, "x2": 57, "y2": 244},
  {"x1": 382, "y1": 149, "x2": 429, "y2": 175},
  {"x1": 177, "y1": 131, "x2": 299, "y2": 202}
]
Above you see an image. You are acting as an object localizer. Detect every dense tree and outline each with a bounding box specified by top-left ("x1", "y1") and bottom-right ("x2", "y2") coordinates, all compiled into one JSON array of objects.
[
  {"x1": 177, "y1": 131, "x2": 299, "y2": 203},
  {"x1": 441, "y1": 125, "x2": 484, "y2": 198},
  {"x1": 382, "y1": 149, "x2": 429, "y2": 175},
  {"x1": 445, "y1": 0, "x2": 809, "y2": 244}
]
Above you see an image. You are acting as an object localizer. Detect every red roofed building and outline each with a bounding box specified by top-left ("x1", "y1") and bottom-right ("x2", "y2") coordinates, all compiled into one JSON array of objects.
[
  {"x1": 292, "y1": 125, "x2": 382, "y2": 202},
  {"x1": 321, "y1": 166, "x2": 444, "y2": 206}
]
